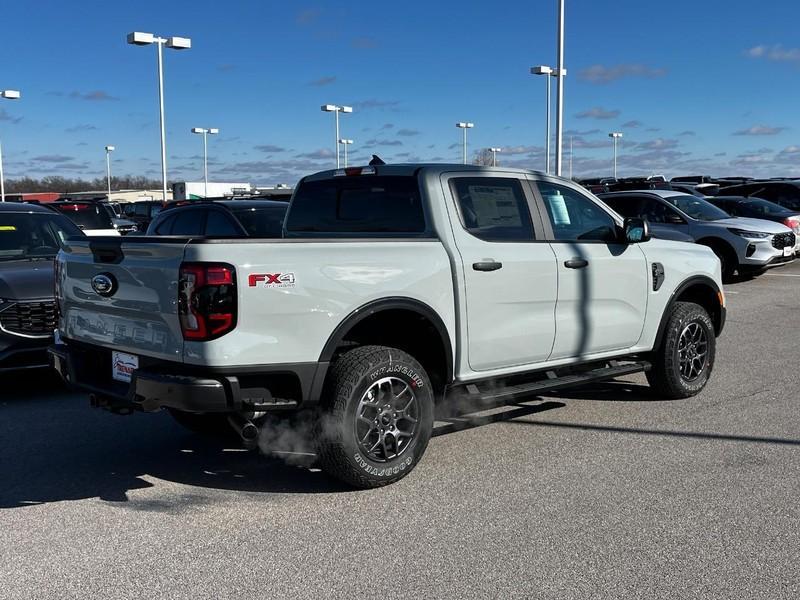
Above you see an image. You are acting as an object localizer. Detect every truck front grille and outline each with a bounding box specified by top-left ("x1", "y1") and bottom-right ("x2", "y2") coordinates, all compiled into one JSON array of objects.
[
  {"x1": 0, "y1": 301, "x2": 57, "y2": 338},
  {"x1": 772, "y1": 232, "x2": 796, "y2": 249}
]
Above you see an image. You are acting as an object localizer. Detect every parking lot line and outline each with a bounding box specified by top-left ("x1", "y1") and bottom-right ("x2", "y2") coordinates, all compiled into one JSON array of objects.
[{"x1": 765, "y1": 273, "x2": 800, "y2": 277}]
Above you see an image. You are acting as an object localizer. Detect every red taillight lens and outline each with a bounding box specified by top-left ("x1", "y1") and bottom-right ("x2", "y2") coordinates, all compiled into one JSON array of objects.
[
  {"x1": 179, "y1": 262, "x2": 237, "y2": 341},
  {"x1": 783, "y1": 217, "x2": 800, "y2": 233}
]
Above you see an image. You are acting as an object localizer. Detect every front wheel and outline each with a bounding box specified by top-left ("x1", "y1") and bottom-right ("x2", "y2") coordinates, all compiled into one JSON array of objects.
[
  {"x1": 316, "y1": 345, "x2": 434, "y2": 489},
  {"x1": 646, "y1": 301, "x2": 716, "y2": 399}
]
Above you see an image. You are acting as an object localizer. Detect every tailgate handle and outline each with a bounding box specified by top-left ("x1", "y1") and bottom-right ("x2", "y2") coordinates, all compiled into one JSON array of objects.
[
  {"x1": 89, "y1": 241, "x2": 124, "y2": 264},
  {"x1": 473, "y1": 261, "x2": 502, "y2": 272}
]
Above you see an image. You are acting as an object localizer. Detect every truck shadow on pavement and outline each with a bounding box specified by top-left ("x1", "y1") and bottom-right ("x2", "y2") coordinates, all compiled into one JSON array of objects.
[{"x1": 0, "y1": 376, "x2": 570, "y2": 508}]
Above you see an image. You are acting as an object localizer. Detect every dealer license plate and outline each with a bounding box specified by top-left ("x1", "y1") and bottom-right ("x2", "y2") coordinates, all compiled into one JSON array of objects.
[
  {"x1": 112, "y1": 351, "x2": 138, "y2": 383},
  {"x1": 784, "y1": 246, "x2": 794, "y2": 257}
]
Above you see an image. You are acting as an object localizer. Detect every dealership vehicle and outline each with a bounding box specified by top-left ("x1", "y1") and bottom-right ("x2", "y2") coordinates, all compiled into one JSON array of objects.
[
  {"x1": 718, "y1": 180, "x2": 800, "y2": 212},
  {"x1": 121, "y1": 200, "x2": 166, "y2": 230},
  {"x1": 599, "y1": 190, "x2": 795, "y2": 280},
  {"x1": 97, "y1": 203, "x2": 138, "y2": 235},
  {"x1": 0, "y1": 203, "x2": 83, "y2": 371},
  {"x1": 146, "y1": 200, "x2": 288, "y2": 237},
  {"x1": 706, "y1": 195, "x2": 800, "y2": 253},
  {"x1": 50, "y1": 201, "x2": 120, "y2": 237},
  {"x1": 51, "y1": 165, "x2": 726, "y2": 488}
]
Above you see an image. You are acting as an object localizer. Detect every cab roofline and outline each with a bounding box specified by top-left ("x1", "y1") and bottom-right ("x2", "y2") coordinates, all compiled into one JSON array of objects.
[{"x1": 301, "y1": 163, "x2": 549, "y2": 182}]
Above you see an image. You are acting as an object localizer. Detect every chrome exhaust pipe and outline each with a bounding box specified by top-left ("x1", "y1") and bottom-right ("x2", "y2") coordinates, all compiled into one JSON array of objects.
[{"x1": 228, "y1": 414, "x2": 259, "y2": 448}]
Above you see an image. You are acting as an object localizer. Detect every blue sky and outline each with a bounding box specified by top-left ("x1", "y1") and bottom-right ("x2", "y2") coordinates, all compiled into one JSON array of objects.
[{"x1": 2, "y1": 0, "x2": 800, "y2": 185}]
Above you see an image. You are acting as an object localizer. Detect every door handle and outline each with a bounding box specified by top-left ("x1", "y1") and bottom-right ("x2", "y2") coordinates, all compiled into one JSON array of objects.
[
  {"x1": 473, "y1": 261, "x2": 503, "y2": 272},
  {"x1": 564, "y1": 258, "x2": 589, "y2": 269}
]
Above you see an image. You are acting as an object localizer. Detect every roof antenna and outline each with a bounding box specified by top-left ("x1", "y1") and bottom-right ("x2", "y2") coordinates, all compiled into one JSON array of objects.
[{"x1": 369, "y1": 154, "x2": 386, "y2": 166}]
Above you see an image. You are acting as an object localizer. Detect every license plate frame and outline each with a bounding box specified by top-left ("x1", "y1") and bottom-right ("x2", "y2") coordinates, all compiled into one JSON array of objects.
[{"x1": 112, "y1": 351, "x2": 138, "y2": 383}]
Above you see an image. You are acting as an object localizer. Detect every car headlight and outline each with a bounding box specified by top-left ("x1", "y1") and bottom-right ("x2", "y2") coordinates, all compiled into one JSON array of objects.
[{"x1": 728, "y1": 228, "x2": 770, "y2": 239}]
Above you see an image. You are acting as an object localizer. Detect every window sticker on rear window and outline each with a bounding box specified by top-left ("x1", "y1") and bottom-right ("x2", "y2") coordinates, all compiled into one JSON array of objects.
[
  {"x1": 468, "y1": 186, "x2": 523, "y2": 228},
  {"x1": 0, "y1": 226, "x2": 17, "y2": 231}
]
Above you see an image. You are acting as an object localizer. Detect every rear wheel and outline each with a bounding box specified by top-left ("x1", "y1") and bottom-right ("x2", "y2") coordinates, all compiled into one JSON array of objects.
[
  {"x1": 316, "y1": 345, "x2": 434, "y2": 488},
  {"x1": 647, "y1": 301, "x2": 716, "y2": 399}
]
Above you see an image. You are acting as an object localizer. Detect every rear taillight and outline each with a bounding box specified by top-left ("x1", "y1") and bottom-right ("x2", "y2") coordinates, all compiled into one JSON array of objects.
[
  {"x1": 179, "y1": 262, "x2": 237, "y2": 341},
  {"x1": 783, "y1": 217, "x2": 800, "y2": 234}
]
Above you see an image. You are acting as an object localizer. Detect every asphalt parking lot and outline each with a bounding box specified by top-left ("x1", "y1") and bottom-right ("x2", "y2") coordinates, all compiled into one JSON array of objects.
[{"x1": 2, "y1": 263, "x2": 799, "y2": 600}]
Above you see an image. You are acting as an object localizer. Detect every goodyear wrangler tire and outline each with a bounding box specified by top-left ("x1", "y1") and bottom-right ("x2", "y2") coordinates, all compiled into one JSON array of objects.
[
  {"x1": 646, "y1": 301, "x2": 716, "y2": 399},
  {"x1": 317, "y1": 345, "x2": 434, "y2": 489}
]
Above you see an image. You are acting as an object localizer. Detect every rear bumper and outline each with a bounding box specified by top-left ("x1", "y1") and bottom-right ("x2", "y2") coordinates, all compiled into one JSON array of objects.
[{"x1": 49, "y1": 341, "x2": 323, "y2": 413}]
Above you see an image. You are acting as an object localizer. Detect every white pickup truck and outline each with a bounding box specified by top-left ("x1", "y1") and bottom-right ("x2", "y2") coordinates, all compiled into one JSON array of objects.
[{"x1": 51, "y1": 164, "x2": 726, "y2": 488}]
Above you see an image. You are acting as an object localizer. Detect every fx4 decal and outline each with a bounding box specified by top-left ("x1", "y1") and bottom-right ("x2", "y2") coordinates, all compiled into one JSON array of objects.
[{"x1": 248, "y1": 273, "x2": 296, "y2": 288}]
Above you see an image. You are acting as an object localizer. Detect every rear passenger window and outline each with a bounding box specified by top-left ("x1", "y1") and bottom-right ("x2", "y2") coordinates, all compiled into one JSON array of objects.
[
  {"x1": 450, "y1": 178, "x2": 535, "y2": 241},
  {"x1": 205, "y1": 211, "x2": 242, "y2": 236},
  {"x1": 170, "y1": 209, "x2": 206, "y2": 236},
  {"x1": 538, "y1": 182, "x2": 618, "y2": 242}
]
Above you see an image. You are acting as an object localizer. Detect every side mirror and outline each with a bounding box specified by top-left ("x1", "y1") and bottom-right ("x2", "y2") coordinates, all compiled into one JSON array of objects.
[{"x1": 623, "y1": 217, "x2": 651, "y2": 243}]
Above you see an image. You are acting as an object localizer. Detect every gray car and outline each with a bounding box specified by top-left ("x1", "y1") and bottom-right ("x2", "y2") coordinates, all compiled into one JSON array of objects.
[{"x1": 599, "y1": 190, "x2": 796, "y2": 280}]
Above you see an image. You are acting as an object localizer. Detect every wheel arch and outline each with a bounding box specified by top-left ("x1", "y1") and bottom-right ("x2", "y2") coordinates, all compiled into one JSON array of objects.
[
  {"x1": 653, "y1": 276, "x2": 726, "y2": 350},
  {"x1": 308, "y1": 297, "x2": 455, "y2": 404}
]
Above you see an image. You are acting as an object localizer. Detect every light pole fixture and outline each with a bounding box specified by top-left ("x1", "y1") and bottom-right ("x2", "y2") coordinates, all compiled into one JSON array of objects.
[
  {"x1": 489, "y1": 147, "x2": 502, "y2": 167},
  {"x1": 127, "y1": 31, "x2": 192, "y2": 201},
  {"x1": 609, "y1": 132, "x2": 623, "y2": 178},
  {"x1": 555, "y1": 0, "x2": 566, "y2": 176},
  {"x1": 105, "y1": 145, "x2": 115, "y2": 198},
  {"x1": 321, "y1": 104, "x2": 353, "y2": 168},
  {"x1": 456, "y1": 122, "x2": 474, "y2": 164},
  {"x1": 0, "y1": 89, "x2": 21, "y2": 203},
  {"x1": 338, "y1": 138, "x2": 353, "y2": 168},
  {"x1": 530, "y1": 65, "x2": 555, "y2": 174},
  {"x1": 191, "y1": 127, "x2": 219, "y2": 197}
]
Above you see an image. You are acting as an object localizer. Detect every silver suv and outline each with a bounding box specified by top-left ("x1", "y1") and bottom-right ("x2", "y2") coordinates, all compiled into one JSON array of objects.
[{"x1": 600, "y1": 190, "x2": 795, "y2": 280}]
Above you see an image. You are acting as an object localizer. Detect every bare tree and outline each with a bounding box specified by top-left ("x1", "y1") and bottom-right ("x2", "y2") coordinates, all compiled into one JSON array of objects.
[{"x1": 472, "y1": 148, "x2": 495, "y2": 166}]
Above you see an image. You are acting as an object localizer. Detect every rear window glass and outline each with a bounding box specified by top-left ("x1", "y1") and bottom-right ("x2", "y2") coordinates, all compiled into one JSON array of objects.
[
  {"x1": 52, "y1": 203, "x2": 113, "y2": 230},
  {"x1": 170, "y1": 209, "x2": 205, "y2": 236},
  {"x1": 286, "y1": 176, "x2": 427, "y2": 235},
  {"x1": 230, "y1": 206, "x2": 286, "y2": 237}
]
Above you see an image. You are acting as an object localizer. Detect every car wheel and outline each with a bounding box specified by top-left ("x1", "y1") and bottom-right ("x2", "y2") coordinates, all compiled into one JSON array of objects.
[
  {"x1": 316, "y1": 345, "x2": 434, "y2": 489},
  {"x1": 647, "y1": 301, "x2": 716, "y2": 399},
  {"x1": 168, "y1": 409, "x2": 235, "y2": 438},
  {"x1": 701, "y1": 242, "x2": 737, "y2": 282}
]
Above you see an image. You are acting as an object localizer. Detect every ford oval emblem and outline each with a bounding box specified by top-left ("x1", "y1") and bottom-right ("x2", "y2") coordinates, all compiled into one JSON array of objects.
[{"x1": 91, "y1": 273, "x2": 117, "y2": 297}]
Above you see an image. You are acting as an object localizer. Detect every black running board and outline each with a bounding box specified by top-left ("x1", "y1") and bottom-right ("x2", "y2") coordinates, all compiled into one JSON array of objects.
[{"x1": 453, "y1": 360, "x2": 650, "y2": 405}]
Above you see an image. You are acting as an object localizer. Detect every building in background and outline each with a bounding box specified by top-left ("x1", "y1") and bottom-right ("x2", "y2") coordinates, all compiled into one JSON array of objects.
[{"x1": 172, "y1": 181, "x2": 250, "y2": 200}]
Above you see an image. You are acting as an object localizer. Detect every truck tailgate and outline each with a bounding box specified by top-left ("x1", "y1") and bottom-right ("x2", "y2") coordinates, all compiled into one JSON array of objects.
[{"x1": 58, "y1": 237, "x2": 188, "y2": 361}]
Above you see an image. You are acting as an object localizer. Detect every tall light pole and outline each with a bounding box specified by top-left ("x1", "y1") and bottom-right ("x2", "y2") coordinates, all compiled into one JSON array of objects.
[
  {"x1": 339, "y1": 139, "x2": 353, "y2": 167},
  {"x1": 127, "y1": 31, "x2": 192, "y2": 201},
  {"x1": 569, "y1": 136, "x2": 573, "y2": 180},
  {"x1": 530, "y1": 66, "x2": 554, "y2": 174},
  {"x1": 105, "y1": 145, "x2": 115, "y2": 198},
  {"x1": 456, "y1": 122, "x2": 474, "y2": 164},
  {"x1": 555, "y1": 0, "x2": 566, "y2": 176},
  {"x1": 321, "y1": 104, "x2": 353, "y2": 168},
  {"x1": 191, "y1": 127, "x2": 219, "y2": 197},
  {"x1": 489, "y1": 147, "x2": 502, "y2": 167},
  {"x1": 0, "y1": 89, "x2": 21, "y2": 203},
  {"x1": 609, "y1": 132, "x2": 623, "y2": 178}
]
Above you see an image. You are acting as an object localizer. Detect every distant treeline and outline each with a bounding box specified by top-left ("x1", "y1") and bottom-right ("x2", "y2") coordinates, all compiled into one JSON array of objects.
[{"x1": 5, "y1": 176, "x2": 164, "y2": 194}]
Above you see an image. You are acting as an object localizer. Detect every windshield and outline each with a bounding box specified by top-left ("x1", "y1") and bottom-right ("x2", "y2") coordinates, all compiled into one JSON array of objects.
[
  {"x1": 664, "y1": 195, "x2": 730, "y2": 221},
  {"x1": 0, "y1": 212, "x2": 83, "y2": 260},
  {"x1": 52, "y1": 203, "x2": 114, "y2": 230},
  {"x1": 231, "y1": 206, "x2": 287, "y2": 237},
  {"x1": 741, "y1": 198, "x2": 793, "y2": 217}
]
